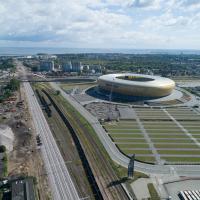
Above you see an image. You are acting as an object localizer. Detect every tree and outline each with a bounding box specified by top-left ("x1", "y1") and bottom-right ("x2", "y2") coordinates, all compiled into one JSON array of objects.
[
  {"x1": 56, "y1": 90, "x2": 60, "y2": 95},
  {"x1": 5, "y1": 78, "x2": 20, "y2": 91}
]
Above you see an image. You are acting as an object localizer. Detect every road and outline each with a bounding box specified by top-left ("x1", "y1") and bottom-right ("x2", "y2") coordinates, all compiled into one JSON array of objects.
[
  {"x1": 24, "y1": 82, "x2": 80, "y2": 200},
  {"x1": 50, "y1": 82, "x2": 200, "y2": 177}
]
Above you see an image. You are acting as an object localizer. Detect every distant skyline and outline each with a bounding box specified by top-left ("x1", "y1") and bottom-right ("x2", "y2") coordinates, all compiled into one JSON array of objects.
[{"x1": 1, "y1": 0, "x2": 200, "y2": 49}]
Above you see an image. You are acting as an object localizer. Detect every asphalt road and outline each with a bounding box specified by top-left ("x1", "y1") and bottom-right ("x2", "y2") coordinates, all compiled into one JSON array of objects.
[
  {"x1": 51, "y1": 82, "x2": 200, "y2": 177},
  {"x1": 24, "y1": 82, "x2": 80, "y2": 200}
]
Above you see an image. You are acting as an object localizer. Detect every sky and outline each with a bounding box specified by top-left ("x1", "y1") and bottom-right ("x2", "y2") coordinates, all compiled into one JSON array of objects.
[{"x1": 0, "y1": 0, "x2": 200, "y2": 49}]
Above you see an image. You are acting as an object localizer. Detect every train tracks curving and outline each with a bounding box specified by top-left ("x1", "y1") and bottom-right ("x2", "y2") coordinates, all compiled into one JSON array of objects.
[{"x1": 41, "y1": 87, "x2": 130, "y2": 200}]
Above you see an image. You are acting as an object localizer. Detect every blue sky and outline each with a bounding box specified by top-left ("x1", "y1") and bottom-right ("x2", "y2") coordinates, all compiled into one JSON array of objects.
[{"x1": 0, "y1": 0, "x2": 200, "y2": 49}]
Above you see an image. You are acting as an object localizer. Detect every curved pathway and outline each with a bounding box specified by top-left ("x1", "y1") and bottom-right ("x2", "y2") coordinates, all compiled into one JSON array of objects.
[{"x1": 51, "y1": 82, "x2": 200, "y2": 177}]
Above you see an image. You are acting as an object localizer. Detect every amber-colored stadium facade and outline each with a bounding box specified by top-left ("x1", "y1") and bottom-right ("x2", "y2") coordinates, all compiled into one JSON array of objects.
[{"x1": 98, "y1": 73, "x2": 175, "y2": 97}]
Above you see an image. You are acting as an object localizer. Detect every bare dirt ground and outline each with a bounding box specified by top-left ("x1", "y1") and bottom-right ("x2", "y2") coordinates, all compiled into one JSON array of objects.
[{"x1": 7, "y1": 84, "x2": 51, "y2": 200}]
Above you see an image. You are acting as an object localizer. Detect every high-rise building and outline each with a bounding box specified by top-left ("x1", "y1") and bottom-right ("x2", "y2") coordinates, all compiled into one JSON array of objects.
[
  {"x1": 71, "y1": 61, "x2": 83, "y2": 72},
  {"x1": 62, "y1": 61, "x2": 72, "y2": 72},
  {"x1": 40, "y1": 61, "x2": 55, "y2": 71}
]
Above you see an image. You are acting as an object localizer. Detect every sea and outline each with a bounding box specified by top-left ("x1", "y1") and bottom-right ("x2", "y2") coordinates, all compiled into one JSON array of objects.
[{"x1": 1, "y1": 47, "x2": 200, "y2": 56}]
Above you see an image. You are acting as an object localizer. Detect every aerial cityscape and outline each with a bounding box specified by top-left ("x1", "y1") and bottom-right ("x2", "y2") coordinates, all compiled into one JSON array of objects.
[{"x1": 1, "y1": 1, "x2": 200, "y2": 200}]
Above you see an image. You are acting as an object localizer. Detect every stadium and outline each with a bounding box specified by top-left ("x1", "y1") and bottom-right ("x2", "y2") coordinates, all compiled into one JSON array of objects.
[{"x1": 97, "y1": 73, "x2": 175, "y2": 98}]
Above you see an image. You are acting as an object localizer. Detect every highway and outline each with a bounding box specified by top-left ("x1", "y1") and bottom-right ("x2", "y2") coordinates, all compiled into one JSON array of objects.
[
  {"x1": 24, "y1": 82, "x2": 80, "y2": 200},
  {"x1": 51, "y1": 82, "x2": 200, "y2": 177}
]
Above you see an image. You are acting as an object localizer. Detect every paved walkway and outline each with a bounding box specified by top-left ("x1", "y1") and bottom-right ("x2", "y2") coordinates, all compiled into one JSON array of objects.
[
  {"x1": 51, "y1": 82, "x2": 200, "y2": 177},
  {"x1": 134, "y1": 109, "x2": 161, "y2": 164},
  {"x1": 131, "y1": 178, "x2": 152, "y2": 200}
]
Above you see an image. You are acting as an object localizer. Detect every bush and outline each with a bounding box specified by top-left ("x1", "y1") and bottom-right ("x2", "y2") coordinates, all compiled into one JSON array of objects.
[
  {"x1": 5, "y1": 78, "x2": 20, "y2": 91},
  {"x1": 56, "y1": 90, "x2": 60, "y2": 95},
  {"x1": 0, "y1": 145, "x2": 6, "y2": 153},
  {"x1": 1, "y1": 154, "x2": 8, "y2": 177}
]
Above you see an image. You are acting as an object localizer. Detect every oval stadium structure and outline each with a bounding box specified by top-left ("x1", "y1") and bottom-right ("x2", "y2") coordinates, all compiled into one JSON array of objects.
[{"x1": 98, "y1": 73, "x2": 175, "y2": 98}]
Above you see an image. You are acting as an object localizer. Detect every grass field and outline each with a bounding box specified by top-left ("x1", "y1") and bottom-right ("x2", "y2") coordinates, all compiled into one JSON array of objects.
[
  {"x1": 151, "y1": 139, "x2": 194, "y2": 143},
  {"x1": 117, "y1": 144, "x2": 149, "y2": 148},
  {"x1": 146, "y1": 129, "x2": 183, "y2": 133},
  {"x1": 105, "y1": 125, "x2": 139, "y2": 129},
  {"x1": 107, "y1": 129, "x2": 141, "y2": 133},
  {"x1": 157, "y1": 150, "x2": 200, "y2": 155},
  {"x1": 162, "y1": 157, "x2": 200, "y2": 162},
  {"x1": 121, "y1": 149, "x2": 153, "y2": 155},
  {"x1": 104, "y1": 106, "x2": 200, "y2": 164},
  {"x1": 114, "y1": 139, "x2": 147, "y2": 143},
  {"x1": 154, "y1": 143, "x2": 199, "y2": 148},
  {"x1": 109, "y1": 133, "x2": 144, "y2": 138},
  {"x1": 149, "y1": 134, "x2": 189, "y2": 138},
  {"x1": 60, "y1": 83, "x2": 96, "y2": 91}
]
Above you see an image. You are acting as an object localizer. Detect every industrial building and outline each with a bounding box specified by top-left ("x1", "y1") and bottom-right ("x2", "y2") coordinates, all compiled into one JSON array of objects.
[
  {"x1": 11, "y1": 178, "x2": 36, "y2": 200},
  {"x1": 98, "y1": 73, "x2": 175, "y2": 97}
]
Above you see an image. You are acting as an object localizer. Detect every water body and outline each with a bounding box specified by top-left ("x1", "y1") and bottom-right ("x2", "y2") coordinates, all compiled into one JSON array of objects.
[{"x1": 1, "y1": 47, "x2": 200, "y2": 56}]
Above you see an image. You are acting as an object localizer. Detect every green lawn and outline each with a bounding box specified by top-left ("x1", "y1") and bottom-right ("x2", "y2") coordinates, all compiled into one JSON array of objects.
[
  {"x1": 192, "y1": 135, "x2": 200, "y2": 138},
  {"x1": 138, "y1": 117, "x2": 169, "y2": 119},
  {"x1": 151, "y1": 139, "x2": 194, "y2": 143},
  {"x1": 180, "y1": 122, "x2": 200, "y2": 126},
  {"x1": 117, "y1": 143, "x2": 149, "y2": 148},
  {"x1": 146, "y1": 129, "x2": 183, "y2": 133},
  {"x1": 149, "y1": 134, "x2": 189, "y2": 138},
  {"x1": 114, "y1": 139, "x2": 147, "y2": 143},
  {"x1": 154, "y1": 144, "x2": 199, "y2": 149},
  {"x1": 109, "y1": 134, "x2": 144, "y2": 138},
  {"x1": 158, "y1": 150, "x2": 200, "y2": 155},
  {"x1": 143, "y1": 125, "x2": 179, "y2": 129},
  {"x1": 60, "y1": 83, "x2": 95, "y2": 90},
  {"x1": 148, "y1": 183, "x2": 160, "y2": 200},
  {"x1": 184, "y1": 127, "x2": 200, "y2": 130},
  {"x1": 137, "y1": 114, "x2": 167, "y2": 117},
  {"x1": 104, "y1": 125, "x2": 139, "y2": 129},
  {"x1": 187, "y1": 130, "x2": 200, "y2": 133},
  {"x1": 122, "y1": 149, "x2": 153, "y2": 155},
  {"x1": 175, "y1": 117, "x2": 200, "y2": 120},
  {"x1": 142, "y1": 122, "x2": 176, "y2": 125},
  {"x1": 104, "y1": 123, "x2": 137, "y2": 126},
  {"x1": 107, "y1": 129, "x2": 141, "y2": 133},
  {"x1": 105, "y1": 111, "x2": 200, "y2": 164},
  {"x1": 162, "y1": 157, "x2": 200, "y2": 162}
]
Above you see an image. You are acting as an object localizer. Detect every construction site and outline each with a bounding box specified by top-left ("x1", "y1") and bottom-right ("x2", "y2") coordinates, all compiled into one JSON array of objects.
[{"x1": 0, "y1": 78, "x2": 51, "y2": 199}]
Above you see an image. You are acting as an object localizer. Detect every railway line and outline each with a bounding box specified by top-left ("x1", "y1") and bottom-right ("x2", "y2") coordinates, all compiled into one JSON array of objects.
[
  {"x1": 24, "y1": 82, "x2": 80, "y2": 200},
  {"x1": 41, "y1": 86, "x2": 129, "y2": 200}
]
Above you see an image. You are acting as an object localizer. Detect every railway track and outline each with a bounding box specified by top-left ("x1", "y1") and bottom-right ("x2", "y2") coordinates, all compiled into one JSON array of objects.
[{"x1": 41, "y1": 87, "x2": 129, "y2": 200}]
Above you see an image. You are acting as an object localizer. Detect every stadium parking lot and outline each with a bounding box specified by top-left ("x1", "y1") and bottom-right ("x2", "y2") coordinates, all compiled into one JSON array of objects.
[{"x1": 103, "y1": 107, "x2": 200, "y2": 164}]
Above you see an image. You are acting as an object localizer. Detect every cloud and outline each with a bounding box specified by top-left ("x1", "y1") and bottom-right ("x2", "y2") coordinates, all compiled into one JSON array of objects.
[
  {"x1": 141, "y1": 12, "x2": 191, "y2": 29},
  {"x1": 0, "y1": 0, "x2": 133, "y2": 42},
  {"x1": 131, "y1": 0, "x2": 160, "y2": 9},
  {"x1": 0, "y1": 0, "x2": 200, "y2": 49},
  {"x1": 180, "y1": 0, "x2": 200, "y2": 6}
]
